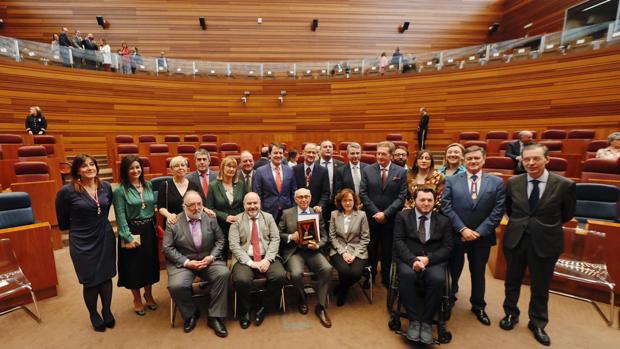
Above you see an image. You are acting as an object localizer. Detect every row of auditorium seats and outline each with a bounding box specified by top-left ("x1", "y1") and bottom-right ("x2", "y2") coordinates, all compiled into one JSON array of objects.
[
  {"x1": 457, "y1": 129, "x2": 596, "y2": 141},
  {"x1": 0, "y1": 134, "x2": 64, "y2": 160}
]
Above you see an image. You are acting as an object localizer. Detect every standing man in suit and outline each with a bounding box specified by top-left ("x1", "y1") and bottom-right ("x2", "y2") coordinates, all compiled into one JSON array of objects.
[
  {"x1": 506, "y1": 130, "x2": 535, "y2": 174},
  {"x1": 334, "y1": 142, "x2": 367, "y2": 196},
  {"x1": 279, "y1": 188, "x2": 333, "y2": 328},
  {"x1": 238, "y1": 151, "x2": 256, "y2": 193},
  {"x1": 163, "y1": 191, "x2": 230, "y2": 336},
  {"x1": 359, "y1": 141, "x2": 408, "y2": 286},
  {"x1": 318, "y1": 140, "x2": 345, "y2": 229},
  {"x1": 442, "y1": 145, "x2": 505, "y2": 325},
  {"x1": 393, "y1": 186, "x2": 454, "y2": 344},
  {"x1": 228, "y1": 192, "x2": 287, "y2": 329},
  {"x1": 253, "y1": 146, "x2": 270, "y2": 169},
  {"x1": 417, "y1": 107, "x2": 430, "y2": 150},
  {"x1": 293, "y1": 143, "x2": 330, "y2": 213},
  {"x1": 499, "y1": 144, "x2": 575, "y2": 346},
  {"x1": 187, "y1": 149, "x2": 218, "y2": 203},
  {"x1": 253, "y1": 142, "x2": 297, "y2": 223}
]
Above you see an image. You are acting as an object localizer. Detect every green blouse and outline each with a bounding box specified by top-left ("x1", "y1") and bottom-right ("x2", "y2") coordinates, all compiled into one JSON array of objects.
[{"x1": 113, "y1": 182, "x2": 155, "y2": 243}]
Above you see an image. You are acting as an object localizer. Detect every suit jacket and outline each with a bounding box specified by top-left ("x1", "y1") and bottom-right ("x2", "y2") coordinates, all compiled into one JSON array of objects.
[
  {"x1": 228, "y1": 210, "x2": 280, "y2": 267},
  {"x1": 316, "y1": 158, "x2": 344, "y2": 195},
  {"x1": 254, "y1": 158, "x2": 269, "y2": 169},
  {"x1": 252, "y1": 164, "x2": 297, "y2": 220},
  {"x1": 329, "y1": 210, "x2": 370, "y2": 259},
  {"x1": 441, "y1": 171, "x2": 505, "y2": 247},
  {"x1": 237, "y1": 169, "x2": 256, "y2": 191},
  {"x1": 205, "y1": 179, "x2": 245, "y2": 233},
  {"x1": 334, "y1": 162, "x2": 368, "y2": 195},
  {"x1": 359, "y1": 162, "x2": 408, "y2": 219},
  {"x1": 187, "y1": 170, "x2": 218, "y2": 202},
  {"x1": 292, "y1": 163, "x2": 330, "y2": 209},
  {"x1": 504, "y1": 172, "x2": 576, "y2": 257},
  {"x1": 278, "y1": 207, "x2": 328, "y2": 263},
  {"x1": 393, "y1": 210, "x2": 454, "y2": 267},
  {"x1": 505, "y1": 140, "x2": 535, "y2": 172},
  {"x1": 163, "y1": 211, "x2": 225, "y2": 274}
]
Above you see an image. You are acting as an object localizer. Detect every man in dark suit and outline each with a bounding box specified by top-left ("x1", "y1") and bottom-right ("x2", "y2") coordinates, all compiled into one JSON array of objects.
[
  {"x1": 293, "y1": 143, "x2": 330, "y2": 212},
  {"x1": 506, "y1": 130, "x2": 534, "y2": 174},
  {"x1": 163, "y1": 191, "x2": 230, "y2": 336},
  {"x1": 334, "y1": 142, "x2": 367, "y2": 196},
  {"x1": 317, "y1": 140, "x2": 344, "y2": 229},
  {"x1": 393, "y1": 186, "x2": 454, "y2": 344},
  {"x1": 417, "y1": 107, "x2": 429, "y2": 150},
  {"x1": 359, "y1": 141, "x2": 408, "y2": 285},
  {"x1": 279, "y1": 188, "x2": 333, "y2": 328},
  {"x1": 238, "y1": 151, "x2": 256, "y2": 193},
  {"x1": 58, "y1": 27, "x2": 72, "y2": 67},
  {"x1": 499, "y1": 144, "x2": 576, "y2": 346},
  {"x1": 253, "y1": 146, "x2": 270, "y2": 169},
  {"x1": 442, "y1": 145, "x2": 505, "y2": 326},
  {"x1": 187, "y1": 149, "x2": 218, "y2": 203},
  {"x1": 253, "y1": 142, "x2": 297, "y2": 223}
]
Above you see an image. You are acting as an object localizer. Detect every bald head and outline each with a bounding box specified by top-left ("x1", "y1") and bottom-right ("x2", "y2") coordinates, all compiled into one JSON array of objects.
[{"x1": 243, "y1": 192, "x2": 261, "y2": 218}]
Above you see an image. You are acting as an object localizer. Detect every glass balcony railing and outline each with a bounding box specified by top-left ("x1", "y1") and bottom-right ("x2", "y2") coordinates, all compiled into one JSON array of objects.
[{"x1": 1, "y1": 21, "x2": 618, "y2": 80}]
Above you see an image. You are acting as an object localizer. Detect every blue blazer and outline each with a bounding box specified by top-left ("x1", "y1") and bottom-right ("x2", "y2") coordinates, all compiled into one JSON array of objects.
[
  {"x1": 441, "y1": 171, "x2": 505, "y2": 247},
  {"x1": 359, "y1": 162, "x2": 407, "y2": 220},
  {"x1": 252, "y1": 164, "x2": 297, "y2": 221}
]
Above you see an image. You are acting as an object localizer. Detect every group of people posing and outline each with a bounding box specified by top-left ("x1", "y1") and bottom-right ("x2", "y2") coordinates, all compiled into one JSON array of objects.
[{"x1": 55, "y1": 137, "x2": 575, "y2": 347}]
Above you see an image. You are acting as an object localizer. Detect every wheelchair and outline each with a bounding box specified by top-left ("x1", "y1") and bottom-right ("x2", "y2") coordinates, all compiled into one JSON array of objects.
[{"x1": 386, "y1": 261, "x2": 452, "y2": 345}]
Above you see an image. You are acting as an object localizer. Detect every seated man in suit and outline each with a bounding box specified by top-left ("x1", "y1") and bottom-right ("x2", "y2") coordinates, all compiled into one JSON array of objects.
[
  {"x1": 293, "y1": 143, "x2": 330, "y2": 213},
  {"x1": 228, "y1": 192, "x2": 287, "y2": 329},
  {"x1": 279, "y1": 188, "x2": 333, "y2": 328},
  {"x1": 506, "y1": 131, "x2": 534, "y2": 174},
  {"x1": 393, "y1": 186, "x2": 454, "y2": 344},
  {"x1": 163, "y1": 190, "x2": 230, "y2": 336},
  {"x1": 187, "y1": 149, "x2": 218, "y2": 202},
  {"x1": 253, "y1": 142, "x2": 297, "y2": 223},
  {"x1": 334, "y1": 142, "x2": 367, "y2": 196}
]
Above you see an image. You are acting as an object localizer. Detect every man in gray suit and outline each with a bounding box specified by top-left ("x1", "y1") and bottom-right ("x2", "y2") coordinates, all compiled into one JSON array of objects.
[
  {"x1": 334, "y1": 142, "x2": 367, "y2": 196},
  {"x1": 163, "y1": 190, "x2": 230, "y2": 336},
  {"x1": 279, "y1": 188, "x2": 333, "y2": 328},
  {"x1": 229, "y1": 192, "x2": 287, "y2": 330},
  {"x1": 187, "y1": 149, "x2": 218, "y2": 203},
  {"x1": 499, "y1": 144, "x2": 575, "y2": 346},
  {"x1": 359, "y1": 141, "x2": 408, "y2": 286},
  {"x1": 442, "y1": 145, "x2": 505, "y2": 326}
]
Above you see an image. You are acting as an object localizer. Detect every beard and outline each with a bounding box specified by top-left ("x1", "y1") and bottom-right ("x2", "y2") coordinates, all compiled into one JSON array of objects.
[{"x1": 393, "y1": 159, "x2": 406, "y2": 167}]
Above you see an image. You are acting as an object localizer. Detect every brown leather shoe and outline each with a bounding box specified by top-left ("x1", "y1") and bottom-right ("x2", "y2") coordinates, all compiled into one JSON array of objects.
[{"x1": 315, "y1": 305, "x2": 332, "y2": 328}]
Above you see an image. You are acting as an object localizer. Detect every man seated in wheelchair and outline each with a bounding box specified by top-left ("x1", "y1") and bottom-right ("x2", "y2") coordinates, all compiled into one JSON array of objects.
[{"x1": 392, "y1": 186, "x2": 454, "y2": 344}]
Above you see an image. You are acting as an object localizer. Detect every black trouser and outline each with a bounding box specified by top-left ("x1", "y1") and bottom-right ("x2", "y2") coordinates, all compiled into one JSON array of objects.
[
  {"x1": 417, "y1": 128, "x2": 428, "y2": 150},
  {"x1": 332, "y1": 254, "x2": 366, "y2": 295},
  {"x1": 449, "y1": 242, "x2": 491, "y2": 311},
  {"x1": 398, "y1": 262, "x2": 446, "y2": 323},
  {"x1": 503, "y1": 234, "x2": 558, "y2": 328},
  {"x1": 231, "y1": 260, "x2": 287, "y2": 315},
  {"x1": 368, "y1": 218, "x2": 394, "y2": 284}
]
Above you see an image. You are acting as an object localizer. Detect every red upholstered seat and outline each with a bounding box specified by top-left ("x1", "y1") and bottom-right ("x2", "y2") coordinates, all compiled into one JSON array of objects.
[
  {"x1": 485, "y1": 131, "x2": 509, "y2": 140},
  {"x1": 511, "y1": 130, "x2": 537, "y2": 139},
  {"x1": 297, "y1": 155, "x2": 305, "y2": 164},
  {"x1": 202, "y1": 134, "x2": 218, "y2": 142},
  {"x1": 199, "y1": 143, "x2": 218, "y2": 153},
  {"x1": 362, "y1": 142, "x2": 377, "y2": 154},
  {"x1": 541, "y1": 129, "x2": 567, "y2": 140},
  {"x1": 139, "y1": 156, "x2": 151, "y2": 174},
  {"x1": 33, "y1": 135, "x2": 56, "y2": 155},
  {"x1": 567, "y1": 129, "x2": 595, "y2": 139},
  {"x1": 360, "y1": 154, "x2": 376, "y2": 164},
  {"x1": 139, "y1": 135, "x2": 157, "y2": 143},
  {"x1": 209, "y1": 155, "x2": 221, "y2": 167},
  {"x1": 183, "y1": 135, "x2": 200, "y2": 142},
  {"x1": 177, "y1": 144, "x2": 197, "y2": 155},
  {"x1": 0, "y1": 134, "x2": 23, "y2": 144},
  {"x1": 149, "y1": 144, "x2": 169, "y2": 155},
  {"x1": 332, "y1": 154, "x2": 346, "y2": 163},
  {"x1": 164, "y1": 135, "x2": 181, "y2": 142},
  {"x1": 117, "y1": 144, "x2": 139, "y2": 156},
  {"x1": 483, "y1": 156, "x2": 514, "y2": 175},
  {"x1": 220, "y1": 143, "x2": 240, "y2": 157},
  {"x1": 14, "y1": 161, "x2": 50, "y2": 182},
  {"x1": 115, "y1": 135, "x2": 134, "y2": 143},
  {"x1": 547, "y1": 157, "x2": 568, "y2": 176},
  {"x1": 538, "y1": 140, "x2": 563, "y2": 155},
  {"x1": 462, "y1": 140, "x2": 487, "y2": 149},
  {"x1": 17, "y1": 145, "x2": 48, "y2": 160},
  {"x1": 386, "y1": 134, "x2": 403, "y2": 141},
  {"x1": 458, "y1": 132, "x2": 480, "y2": 141},
  {"x1": 392, "y1": 141, "x2": 409, "y2": 149},
  {"x1": 581, "y1": 158, "x2": 620, "y2": 181}
]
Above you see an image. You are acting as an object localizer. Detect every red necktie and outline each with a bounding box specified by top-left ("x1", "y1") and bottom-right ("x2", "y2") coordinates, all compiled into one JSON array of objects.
[
  {"x1": 250, "y1": 217, "x2": 262, "y2": 262},
  {"x1": 275, "y1": 166, "x2": 282, "y2": 192},
  {"x1": 201, "y1": 172, "x2": 209, "y2": 197}
]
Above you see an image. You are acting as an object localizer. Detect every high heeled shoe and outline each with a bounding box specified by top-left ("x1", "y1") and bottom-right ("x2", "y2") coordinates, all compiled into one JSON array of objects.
[{"x1": 144, "y1": 295, "x2": 158, "y2": 311}]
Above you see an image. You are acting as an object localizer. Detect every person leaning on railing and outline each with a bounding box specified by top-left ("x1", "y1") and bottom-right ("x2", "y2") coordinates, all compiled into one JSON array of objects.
[{"x1": 25, "y1": 106, "x2": 47, "y2": 135}]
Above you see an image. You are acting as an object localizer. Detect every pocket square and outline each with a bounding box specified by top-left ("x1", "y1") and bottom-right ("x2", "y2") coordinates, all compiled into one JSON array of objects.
[{"x1": 392, "y1": 176, "x2": 400, "y2": 181}]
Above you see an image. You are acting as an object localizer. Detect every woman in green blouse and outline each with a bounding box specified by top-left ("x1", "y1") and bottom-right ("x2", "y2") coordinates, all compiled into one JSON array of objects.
[{"x1": 113, "y1": 155, "x2": 160, "y2": 316}]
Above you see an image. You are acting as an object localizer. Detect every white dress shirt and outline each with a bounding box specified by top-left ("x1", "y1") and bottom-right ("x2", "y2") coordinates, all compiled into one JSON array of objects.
[{"x1": 526, "y1": 170, "x2": 549, "y2": 199}]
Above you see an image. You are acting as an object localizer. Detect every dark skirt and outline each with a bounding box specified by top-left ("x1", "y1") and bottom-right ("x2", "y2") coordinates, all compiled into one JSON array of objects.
[{"x1": 117, "y1": 217, "x2": 161, "y2": 289}]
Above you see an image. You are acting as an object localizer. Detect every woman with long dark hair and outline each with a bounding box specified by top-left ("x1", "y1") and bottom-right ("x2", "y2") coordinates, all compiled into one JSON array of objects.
[
  {"x1": 113, "y1": 155, "x2": 160, "y2": 316},
  {"x1": 406, "y1": 149, "x2": 445, "y2": 211},
  {"x1": 55, "y1": 154, "x2": 116, "y2": 332}
]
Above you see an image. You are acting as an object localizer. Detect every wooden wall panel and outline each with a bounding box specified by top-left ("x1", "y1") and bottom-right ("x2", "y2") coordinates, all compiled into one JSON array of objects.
[
  {"x1": 0, "y1": 0, "x2": 504, "y2": 62},
  {"x1": 0, "y1": 46, "x2": 619, "y2": 158}
]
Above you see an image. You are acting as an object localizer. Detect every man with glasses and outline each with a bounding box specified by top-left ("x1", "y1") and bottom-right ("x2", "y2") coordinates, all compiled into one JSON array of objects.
[
  {"x1": 393, "y1": 146, "x2": 409, "y2": 170},
  {"x1": 163, "y1": 191, "x2": 230, "y2": 336}
]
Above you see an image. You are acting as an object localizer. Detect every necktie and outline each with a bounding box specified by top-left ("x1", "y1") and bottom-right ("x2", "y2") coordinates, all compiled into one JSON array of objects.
[
  {"x1": 381, "y1": 167, "x2": 388, "y2": 186},
  {"x1": 189, "y1": 219, "x2": 202, "y2": 250},
  {"x1": 274, "y1": 166, "x2": 282, "y2": 192},
  {"x1": 305, "y1": 167, "x2": 312, "y2": 187},
  {"x1": 418, "y1": 215, "x2": 427, "y2": 243},
  {"x1": 201, "y1": 172, "x2": 209, "y2": 197},
  {"x1": 470, "y1": 174, "x2": 478, "y2": 200},
  {"x1": 352, "y1": 165, "x2": 360, "y2": 194},
  {"x1": 323, "y1": 161, "x2": 333, "y2": 188},
  {"x1": 244, "y1": 173, "x2": 251, "y2": 193},
  {"x1": 529, "y1": 179, "x2": 540, "y2": 210},
  {"x1": 250, "y1": 218, "x2": 262, "y2": 262}
]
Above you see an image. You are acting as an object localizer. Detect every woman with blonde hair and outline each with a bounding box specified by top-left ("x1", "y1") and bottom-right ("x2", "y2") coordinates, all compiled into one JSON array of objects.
[
  {"x1": 158, "y1": 156, "x2": 204, "y2": 227},
  {"x1": 205, "y1": 156, "x2": 246, "y2": 241},
  {"x1": 439, "y1": 143, "x2": 467, "y2": 177}
]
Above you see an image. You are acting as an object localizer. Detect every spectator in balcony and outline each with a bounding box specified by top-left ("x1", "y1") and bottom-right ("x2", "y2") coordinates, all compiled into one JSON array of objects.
[
  {"x1": 25, "y1": 106, "x2": 47, "y2": 135},
  {"x1": 71, "y1": 29, "x2": 84, "y2": 68},
  {"x1": 391, "y1": 47, "x2": 403, "y2": 65},
  {"x1": 379, "y1": 52, "x2": 388, "y2": 75},
  {"x1": 157, "y1": 51, "x2": 169, "y2": 73},
  {"x1": 417, "y1": 107, "x2": 430, "y2": 150},
  {"x1": 119, "y1": 42, "x2": 131, "y2": 74},
  {"x1": 82, "y1": 33, "x2": 99, "y2": 70},
  {"x1": 99, "y1": 39, "x2": 112, "y2": 72},
  {"x1": 51, "y1": 34, "x2": 59, "y2": 47},
  {"x1": 130, "y1": 47, "x2": 143, "y2": 74},
  {"x1": 439, "y1": 143, "x2": 466, "y2": 177},
  {"x1": 596, "y1": 132, "x2": 620, "y2": 160},
  {"x1": 58, "y1": 27, "x2": 72, "y2": 67}
]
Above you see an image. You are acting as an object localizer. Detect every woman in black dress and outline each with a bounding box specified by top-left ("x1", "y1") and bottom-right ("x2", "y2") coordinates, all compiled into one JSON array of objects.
[
  {"x1": 113, "y1": 155, "x2": 160, "y2": 316},
  {"x1": 55, "y1": 154, "x2": 116, "y2": 332},
  {"x1": 25, "y1": 106, "x2": 48, "y2": 135},
  {"x1": 157, "y1": 156, "x2": 203, "y2": 226}
]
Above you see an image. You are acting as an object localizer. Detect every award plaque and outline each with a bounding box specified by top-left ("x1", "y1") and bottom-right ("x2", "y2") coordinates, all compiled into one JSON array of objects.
[{"x1": 297, "y1": 213, "x2": 320, "y2": 245}]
